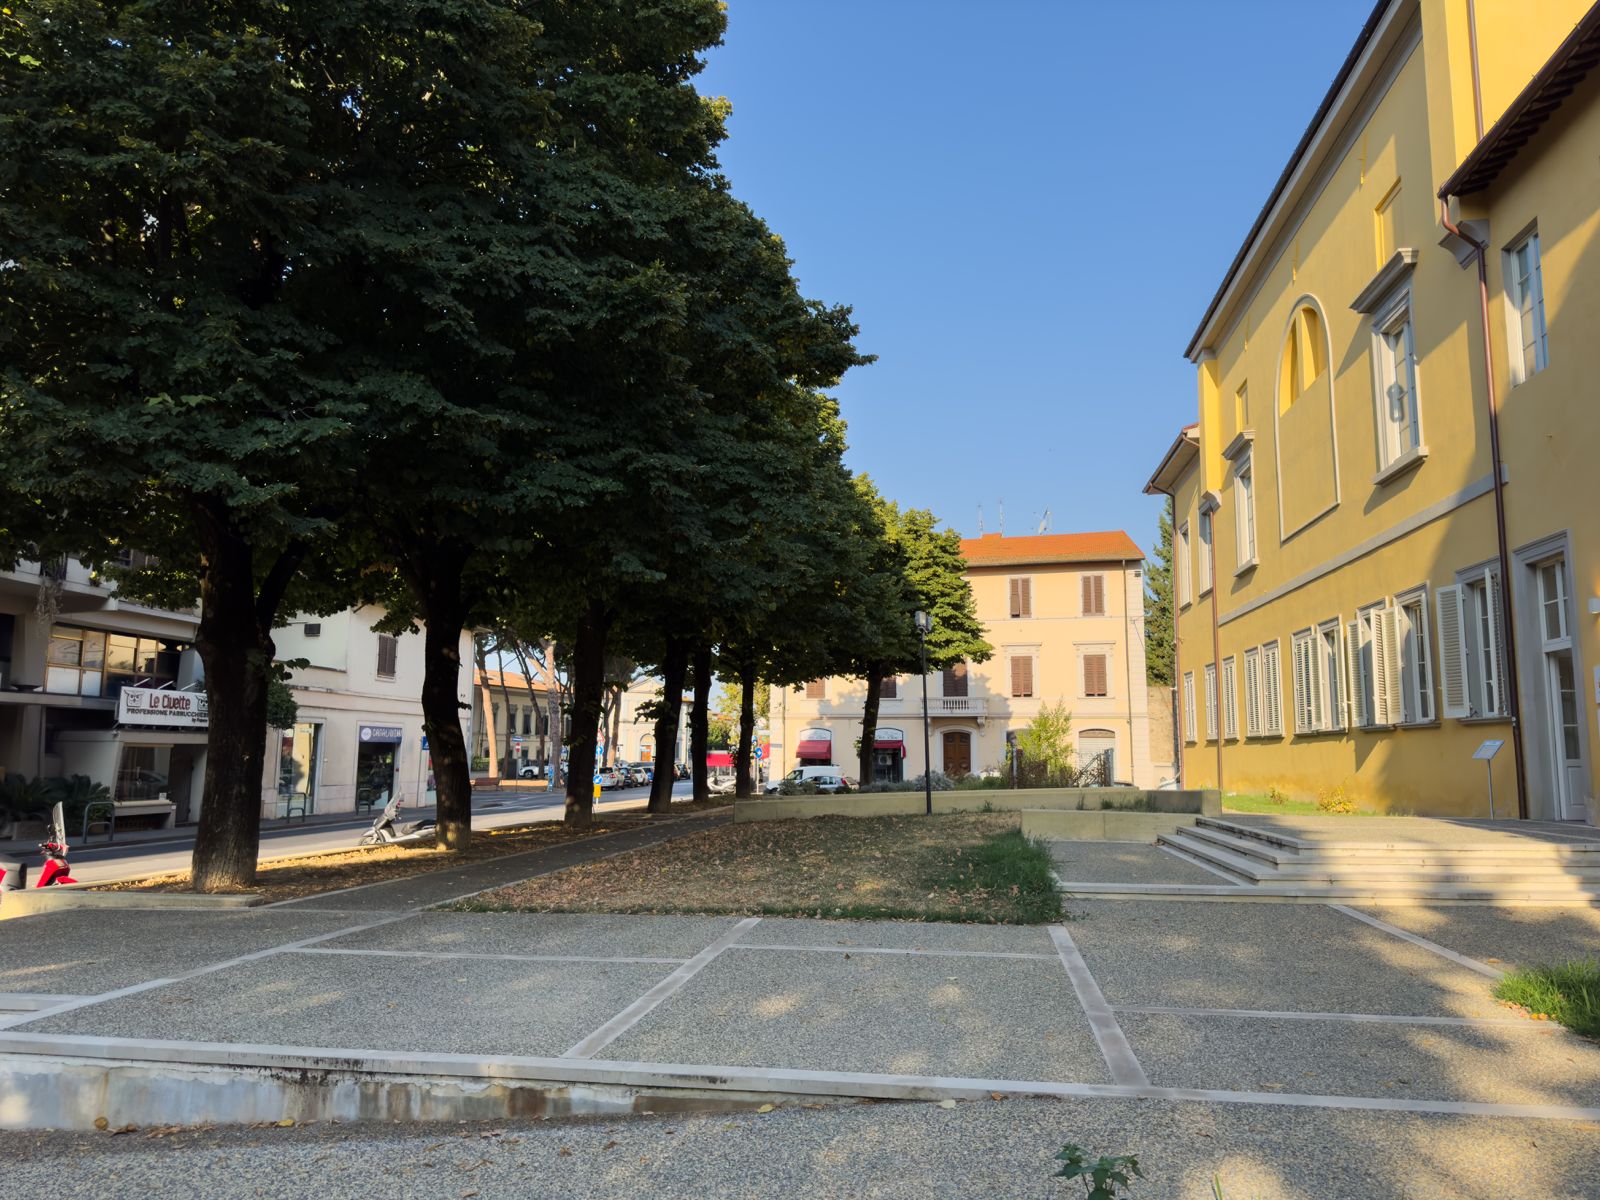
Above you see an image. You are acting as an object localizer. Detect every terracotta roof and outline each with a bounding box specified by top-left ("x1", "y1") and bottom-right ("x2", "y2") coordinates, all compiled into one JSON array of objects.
[
  {"x1": 960, "y1": 531, "x2": 1143, "y2": 567},
  {"x1": 474, "y1": 668, "x2": 554, "y2": 693},
  {"x1": 1438, "y1": 3, "x2": 1600, "y2": 198}
]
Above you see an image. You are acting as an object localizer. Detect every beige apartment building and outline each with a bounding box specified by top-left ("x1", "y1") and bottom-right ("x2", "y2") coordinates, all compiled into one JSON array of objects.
[{"x1": 775, "y1": 531, "x2": 1162, "y2": 786}]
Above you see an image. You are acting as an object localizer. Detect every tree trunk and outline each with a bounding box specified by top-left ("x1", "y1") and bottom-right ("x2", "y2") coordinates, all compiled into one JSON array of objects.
[
  {"x1": 564, "y1": 602, "x2": 610, "y2": 826},
  {"x1": 543, "y1": 640, "x2": 565, "y2": 786},
  {"x1": 474, "y1": 636, "x2": 497, "y2": 781},
  {"x1": 735, "y1": 661, "x2": 756, "y2": 798},
  {"x1": 497, "y1": 647, "x2": 517, "y2": 777},
  {"x1": 858, "y1": 664, "x2": 883, "y2": 788},
  {"x1": 690, "y1": 643, "x2": 712, "y2": 802},
  {"x1": 419, "y1": 586, "x2": 472, "y2": 851},
  {"x1": 648, "y1": 640, "x2": 689, "y2": 813},
  {"x1": 190, "y1": 515, "x2": 292, "y2": 893}
]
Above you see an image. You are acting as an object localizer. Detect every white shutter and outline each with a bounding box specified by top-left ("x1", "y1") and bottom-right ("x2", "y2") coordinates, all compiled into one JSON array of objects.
[
  {"x1": 1204, "y1": 664, "x2": 1218, "y2": 741},
  {"x1": 1335, "y1": 623, "x2": 1351, "y2": 730},
  {"x1": 1345, "y1": 619, "x2": 1368, "y2": 727},
  {"x1": 1263, "y1": 642, "x2": 1283, "y2": 735},
  {"x1": 1182, "y1": 673, "x2": 1197, "y2": 743},
  {"x1": 1373, "y1": 607, "x2": 1402, "y2": 725},
  {"x1": 1244, "y1": 650, "x2": 1261, "y2": 737},
  {"x1": 1434, "y1": 584, "x2": 1469, "y2": 719},
  {"x1": 1307, "y1": 635, "x2": 1326, "y2": 731},
  {"x1": 1221, "y1": 658, "x2": 1238, "y2": 740},
  {"x1": 1291, "y1": 637, "x2": 1309, "y2": 733},
  {"x1": 1484, "y1": 570, "x2": 1506, "y2": 716}
]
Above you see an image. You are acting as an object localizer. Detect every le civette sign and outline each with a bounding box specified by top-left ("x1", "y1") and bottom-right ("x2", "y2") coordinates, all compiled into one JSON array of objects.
[{"x1": 117, "y1": 686, "x2": 209, "y2": 728}]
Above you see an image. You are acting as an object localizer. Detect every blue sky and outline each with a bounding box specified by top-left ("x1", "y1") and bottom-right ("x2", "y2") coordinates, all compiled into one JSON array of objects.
[{"x1": 697, "y1": 0, "x2": 1375, "y2": 556}]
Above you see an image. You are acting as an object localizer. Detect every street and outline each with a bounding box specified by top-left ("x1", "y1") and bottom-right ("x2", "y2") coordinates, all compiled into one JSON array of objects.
[{"x1": 0, "y1": 781, "x2": 694, "y2": 886}]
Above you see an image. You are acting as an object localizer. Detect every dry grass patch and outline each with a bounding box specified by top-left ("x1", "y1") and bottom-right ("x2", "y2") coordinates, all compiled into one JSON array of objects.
[
  {"x1": 93, "y1": 801, "x2": 727, "y2": 905},
  {"x1": 453, "y1": 812, "x2": 1063, "y2": 924}
]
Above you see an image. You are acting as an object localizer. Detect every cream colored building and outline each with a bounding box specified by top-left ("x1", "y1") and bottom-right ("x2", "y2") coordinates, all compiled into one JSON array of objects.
[{"x1": 775, "y1": 531, "x2": 1160, "y2": 786}]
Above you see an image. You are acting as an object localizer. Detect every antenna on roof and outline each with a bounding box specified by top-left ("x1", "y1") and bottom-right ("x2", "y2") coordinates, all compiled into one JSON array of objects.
[
  {"x1": 998, "y1": 500, "x2": 1005, "y2": 537},
  {"x1": 1037, "y1": 509, "x2": 1052, "y2": 534},
  {"x1": 977, "y1": 505, "x2": 984, "y2": 536}
]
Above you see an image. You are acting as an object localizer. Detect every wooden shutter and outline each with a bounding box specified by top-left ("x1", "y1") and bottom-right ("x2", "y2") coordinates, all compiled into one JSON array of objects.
[
  {"x1": 1434, "y1": 585, "x2": 1469, "y2": 718},
  {"x1": 1082, "y1": 653, "x2": 1107, "y2": 697},
  {"x1": 1009, "y1": 655, "x2": 1034, "y2": 697},
  {"x1": 377, "y1": 634, "x2": 398, "y2": 678},
  {"x1": 880, "y1": 675, "x2": 897, "y2": 700},
  {"x1": 943, "y1": 662, "x2": 968, "y2": 697},
  {"x1": 1082, "y1": 574, "x2": 1106, "y2": 615},
  {"x1": 805, "y1": 680, "x2": 825, "y2": 700},
  {"x1": 1010, "y1": 578, "x2": 1032, "y2": 618}
]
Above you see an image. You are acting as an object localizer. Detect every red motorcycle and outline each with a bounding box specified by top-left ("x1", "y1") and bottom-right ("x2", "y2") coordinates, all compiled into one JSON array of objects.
[{"x1": 0, "y1": 802, "x2": 76, "y2": 890}]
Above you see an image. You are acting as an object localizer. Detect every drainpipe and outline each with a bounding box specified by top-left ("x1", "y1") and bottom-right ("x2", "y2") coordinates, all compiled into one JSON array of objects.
[{"x1": 1440, "y1": 196, "x2": 1529, "y2": 819}]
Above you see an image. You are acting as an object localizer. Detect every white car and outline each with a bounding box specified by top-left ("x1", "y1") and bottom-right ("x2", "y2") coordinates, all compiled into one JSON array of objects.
[{"x1": 764, "y1": 766, "x2": 856, "y2": 794}]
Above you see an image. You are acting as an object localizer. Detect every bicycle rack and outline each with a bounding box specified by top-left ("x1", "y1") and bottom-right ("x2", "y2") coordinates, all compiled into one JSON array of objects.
[{"x1": 82, "y1": 799, "x2": 117, "y2": 843}]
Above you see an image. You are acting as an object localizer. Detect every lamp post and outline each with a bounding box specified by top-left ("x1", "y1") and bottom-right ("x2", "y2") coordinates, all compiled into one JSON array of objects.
[{"x1": 914, "y1": 609, "x2": 933, "y2": 816}]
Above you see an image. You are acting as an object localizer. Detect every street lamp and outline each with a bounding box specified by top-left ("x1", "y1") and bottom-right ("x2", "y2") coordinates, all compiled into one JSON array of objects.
[{"x1": 913, "y1": 609, "x2": 933, "y2": 816}]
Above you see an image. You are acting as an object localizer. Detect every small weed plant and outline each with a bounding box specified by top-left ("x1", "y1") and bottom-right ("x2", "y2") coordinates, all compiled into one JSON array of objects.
[
  {"x1": 1495, "y1": 958, "x2": 1600, "y2": 1039},
  {"x1": 1317, "y1": 785, "x2": 1357, "y2": 814},
  {"x1": 1053, "y1": 1144, "x2": 1143, "y2": 1198},
  {"x1": 1266, "y1": 786, "x2": 1288, "y2": 806}
]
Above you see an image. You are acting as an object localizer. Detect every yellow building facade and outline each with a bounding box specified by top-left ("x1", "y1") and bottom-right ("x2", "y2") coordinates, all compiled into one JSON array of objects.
[
  {"x1": 774, "y1": 532, "x2": 1164, "y2": 788},
  {"x1": 1150, "y1": 0, "x2": 1600, "y2": 823}
]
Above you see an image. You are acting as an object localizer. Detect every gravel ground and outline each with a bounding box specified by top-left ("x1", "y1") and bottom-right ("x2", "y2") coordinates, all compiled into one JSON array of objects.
[
  {"x1": 1065, "y1": 900, "x2": 1505, "y2": 1016},
  {"x1": 5, "y1": 1095, "x2": 1600, "y2": 1199},
  {"x1": 1120, "y1": 1010, "x2": 1600, "y2": 1106},
  {"x1": 1050, "y1": 842, "x2": 1231, "y2": 886},
  {"x1": 598, "y1": 946, "x2": 1105, "y2": 1082},
  {"x1": 1350, "y1": 904, "x2": 1600, "y2": 972},
  {"x1": 0, "y1": 909, "x2": 369, "y2": 995},
  {"x1": 743, "y1": 915, "x2": 1056, "y2": 953},
  {"x1": 16, "y1": 951, "x2": 673, "y2": 1057},
  {"x1": 317, "y1": 911, "x2": 742, "y2": 960}
]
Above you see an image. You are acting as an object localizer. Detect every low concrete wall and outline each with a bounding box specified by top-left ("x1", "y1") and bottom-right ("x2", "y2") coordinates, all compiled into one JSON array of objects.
[
  {"x1": 734, "y1": 788, "x2": 1219, "y2": 823},
  {"x1": 1020, "y1": 809, "x2": 1198, "y2": 842},
  {"x1": 0, "y1": 888, "x2": 259, "y2": 921}
]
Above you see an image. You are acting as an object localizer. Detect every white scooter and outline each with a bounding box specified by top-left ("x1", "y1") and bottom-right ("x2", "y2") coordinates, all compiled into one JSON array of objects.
[{"x1": 358, "y1": 797, "x2": 436, "y2": 847}]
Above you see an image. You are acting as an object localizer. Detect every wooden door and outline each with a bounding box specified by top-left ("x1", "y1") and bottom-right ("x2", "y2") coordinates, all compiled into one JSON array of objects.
[{"x1": 942, "y1": 731, "x2": 971, "y2": 777}]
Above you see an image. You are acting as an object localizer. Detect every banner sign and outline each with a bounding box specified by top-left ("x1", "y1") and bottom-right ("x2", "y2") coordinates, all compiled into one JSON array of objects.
[
  {"x1": 118, "y1": 686, "x2": 209, "y2": 728},
  {"x1": 359, "y1": 725, "x2": 404, "y2": 744}
]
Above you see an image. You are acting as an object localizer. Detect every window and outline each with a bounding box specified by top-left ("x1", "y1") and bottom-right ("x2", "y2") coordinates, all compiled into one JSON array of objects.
[
  {"x1": 804, "y1": 680, "x2": 826, "y2": 700},
  {"x1": 1506, "y1": 230, "x2": 1548, "y2": 383},
  {"x1": 45, "y1": 625, "x2": 105, "y2": 696},
  {"x1": 1081, "y1": 652, "x2": 1107, "y2": 698},
  {"x1": 1182, "y1": 672, "x2": 1197, "y2": 743},
  {"x1": 1396, "y1": 589, "x2": 1435, "y2": 724},
  {"x1": 1260, "y1": 640, "x2": 1284, "y2": 736},
  {"x1": 1316, "y1": 619, "x2": 1345, "y2": 731},
  {"x1": 1234, "y1": 383, "x2": 1249, "y2": 432},
  {"x1": 1243, "y1": 647, "x2": 1263, "y2": 737},
  {"x1": 1291, "y1": 630, "x2": 1318, "y2": 734},
  {"x1": 1197, "y1": 510, "x2": 1214, "y2": 594},
  {"x1": 1220, "y1": 657, "x2": 1239, "y2": 740},
  {"x1": 1177, "y1": 522, "x2": 1192, "y2": 607},
  {"x1": 1009, "y1": 577, "x2": 1033, "y2": 619},
  {"x1": 1203, "y1": 663, "x2": 1218, "y2": 742},
  {"x1": 376, "y1": 634, "x2": 398, "y2": 679},
  {"x1": 303, "y1": 623, "x2": 321, "y2": 638},
  {"x1": 942, "y1": 662, "x2": 968, "y2": 698},
  {"x1": 521, "y1": 709, "x2": 532, "y2": 736},
  {"x1": 1292, "y1": 622, "x2": 1349, "y2": 734},
  {"x1": 1373, "y1": 292, "x2": 1421, "y2": 468},
  {"x1": 880, "y1": 675, "x2": 898, "y2": 700},
  {"x1": 1081, "y1": 573, "x2": 1106, "y2": 616},
  {"x1": 1280, "y1": 306, "x2": 1327, "y2": 411},
  {"x1": 1010, "y1": 655, "x2": 1036, "y2": 698},
  {"x1": 1374, "y1": 179, "x2": 1404, "y2": 265},
  {"x1": 1234, "y1": 454, "x2": 1256, "y2": 568},
  {"x1": 1435, "y1": 568, "x2": 1506, "y2": 719}
]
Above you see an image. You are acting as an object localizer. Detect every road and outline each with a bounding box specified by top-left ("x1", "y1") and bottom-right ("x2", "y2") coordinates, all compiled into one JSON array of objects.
[{"x1": 2, "y1": 781, "x2": 696, "y2": 885}]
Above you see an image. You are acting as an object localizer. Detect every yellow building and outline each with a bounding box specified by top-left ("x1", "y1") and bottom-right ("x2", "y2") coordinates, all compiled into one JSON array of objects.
[
  {"x1": 774, "y1": 531, "x2": 1165, "y2": 787},
  {"x1": 1149, "y1": 0, "x2": 1600, "y2": 824}
]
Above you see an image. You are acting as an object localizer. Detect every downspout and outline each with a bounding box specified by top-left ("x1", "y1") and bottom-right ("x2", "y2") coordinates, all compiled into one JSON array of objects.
[
  {"x1": 1149, "y1": 489, "x2": 1183, "y2": 788},
  {"x1": 1440, "y1": 196, "x2": 1529, "y2": 819},
  {"x1": 1465, "y1": 0, "x2": 1486, "y2": 140}
]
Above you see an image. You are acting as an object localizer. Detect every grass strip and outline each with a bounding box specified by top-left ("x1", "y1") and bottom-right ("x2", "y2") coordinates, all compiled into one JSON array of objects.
[
  {"x1": 926, "y1": 828, "x2": 1062, "y2": 923},
  {"x1": 1495, "y1": 958, "x2": 1600, "y2": 1039}
]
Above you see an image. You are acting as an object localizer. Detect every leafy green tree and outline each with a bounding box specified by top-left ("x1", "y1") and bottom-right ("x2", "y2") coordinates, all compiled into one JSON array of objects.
[
  {"x1": 1145, "y1": 499, "x2": 1175, "y2": 686},
  {"x1": 1013, "y1": 700, "x2": 1075, "y2": 775}
]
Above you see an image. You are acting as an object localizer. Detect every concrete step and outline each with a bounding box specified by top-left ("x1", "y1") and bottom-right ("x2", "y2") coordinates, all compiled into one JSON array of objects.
[
  {"x1": 1158, "y1": 833, "x2": 1277, "y2": 883},
  {"x1": 1179, "y1": 823, "x2": 1299, "y2": 867},
  {"x1": 1200, "y1": 816, "x2": 1600, "y2": 860},
  {"x1": 1055, "y1": 879, "x2": 1600, "y2": 905}
]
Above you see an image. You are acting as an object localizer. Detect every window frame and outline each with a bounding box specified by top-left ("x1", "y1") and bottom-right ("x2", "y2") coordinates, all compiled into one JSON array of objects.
[
  {"x1": 1196, "y1": 509, "x2": 1214, "y2": 595},
  {"x1": 1009, "y1": 653, "x2": 1037, "y2": 699},
  {"x1": 1233, "y1": 452, "x2": 1257, "y2": 573},
  {"x1": 1394, "y1": 585, "x2": 1436, "y2": 725},
  {"x1": 1008, "y1": 576, "x2": 1033, "y2": 620},
  {"x1": 1176, "y1": 521, "x2": 1192, "y2": 609},
  {"x1": 1081, "y1": 573, "x2": 1107, "y2": 616},
  {"x1": 1371, "y1": 288, "x2": 1424, "y2": 473},
  {"x1": 1504, "y1": 228, "x2": 1549, "y2": 386},
  {"x1": 375, "y1": 633, "x2": 399, "y2": 680},
  {"x1": 1079, "y1": 649, "x2": 1109, "y2": 699},
  {"x1": 1259, "y1": 640, "x2": 1284, "y2": 737}
]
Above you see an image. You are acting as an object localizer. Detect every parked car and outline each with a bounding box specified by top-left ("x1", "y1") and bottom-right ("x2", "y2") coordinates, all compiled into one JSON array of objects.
[
  {"x1": 625, "y1": 765, "x2": 652, "y2": 787},
  {"x1": 764, "y1": 766, "x2": 856, "y2": 795},
  {"x1": 596, "y1": 768, "x2": 624, "y2": 790},
  {"x1": 675, "y1": 762, "x2": 690, "y2": 780},
  {"x1": 518, "y1": 763, "x2": 541, "y2": 779}
]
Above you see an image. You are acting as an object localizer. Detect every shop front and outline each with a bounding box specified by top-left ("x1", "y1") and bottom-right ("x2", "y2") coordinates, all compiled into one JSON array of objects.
[
  {"x1": 872, "y1": 727, "x2": 907, "y2": 784},
  {"x1": 356, "y1": 724, "x2": 403, "y2": 808}
]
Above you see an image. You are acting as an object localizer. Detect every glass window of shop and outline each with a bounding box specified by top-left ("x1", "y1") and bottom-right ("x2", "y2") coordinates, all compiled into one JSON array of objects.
[
  {"x1": 114, "y1": 744, "x2": 171, "y2": 802},
  {"x1": 46, "y1": 626, "x2": 182, "y2": 697},
  {"x1": 277, "y1": 722, "x2": 321, "y2": 812}
]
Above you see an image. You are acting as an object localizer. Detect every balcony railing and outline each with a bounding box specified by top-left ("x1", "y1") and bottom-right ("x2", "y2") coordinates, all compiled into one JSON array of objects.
[{"x1": 932, "y1": 696, "x2": 986, "y2": 717}]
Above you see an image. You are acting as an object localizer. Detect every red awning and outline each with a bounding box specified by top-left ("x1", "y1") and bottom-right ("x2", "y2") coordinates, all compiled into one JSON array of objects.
[
  {"x1": 795, "y1": 739, "x2": 832, "y2": 760},
  {"x1": 873, "y1": 737, "x2": 906, "y2": 756}
]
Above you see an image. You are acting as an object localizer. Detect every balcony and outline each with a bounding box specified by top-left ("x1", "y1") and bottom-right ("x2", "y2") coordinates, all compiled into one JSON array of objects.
[{"x1": 931, "y1": 695, "x2": 986, "y2": 718}]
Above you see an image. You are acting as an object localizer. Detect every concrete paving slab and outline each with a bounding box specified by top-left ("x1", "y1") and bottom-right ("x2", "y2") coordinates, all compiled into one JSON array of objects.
[
  {"x1": 1051, "y1": 842, "x2": 1230, "y2": 886},
  {"x1": 7, "y1": 1094, "x2": 1600, "y2": 1200},
  {"x1": 317, "y1": 911, "x2": 741, "y2": 960},
  {"x1": 16, "y1": 951, "x2": 673, "y2": 1058},
  {"x1": 597, "y1": 946, "x2": 1106, "y2": 1082},
  {"x1": 1350, "y1": 903, "x2": 1600, "y2": 972},
  {"x1": 1121, "y1": 1010, "x2": 1600, "y2": 1108},
  {"x1": 743, "y1": 916, "x2": 1055, "y2": 954},
  {"x1": 1221, "y1": 814, "x2": 1600, "y2": 846},
  {"x1": 1066, "y1": 900, "x2": 1505, "y2": 1016},
  {"x1": 0, "y1": 909, "x2": 370, "y2": 995}
]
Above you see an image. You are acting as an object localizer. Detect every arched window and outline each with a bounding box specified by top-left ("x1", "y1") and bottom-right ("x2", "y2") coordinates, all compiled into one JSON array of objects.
[{"x1": 1279, "y1": 305, "x2": 1327, "y2": 412}]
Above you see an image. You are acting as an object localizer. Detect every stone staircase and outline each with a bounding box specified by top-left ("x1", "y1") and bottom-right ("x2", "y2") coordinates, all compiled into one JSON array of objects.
[{"x1": 1155, "y1": 816, "x2": 1600, "y2": 903}]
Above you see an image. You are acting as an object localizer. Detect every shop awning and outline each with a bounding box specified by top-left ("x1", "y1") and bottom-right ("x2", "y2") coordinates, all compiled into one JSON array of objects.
[
  {"x1": 795, "y1": 739, "x2": 832, "y2": 760},
  {"x1": 873, "y1": 733, "x2": 906, "y2": 756}
]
